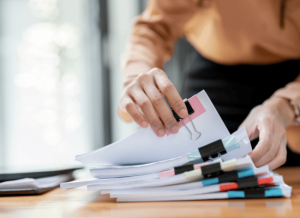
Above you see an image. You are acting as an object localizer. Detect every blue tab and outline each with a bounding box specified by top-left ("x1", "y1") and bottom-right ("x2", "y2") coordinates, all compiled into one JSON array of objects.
[
  {"x1": 188, "y1": 150, "x2": 203, "y2": 164},
  {"x1": 265, "y1": 188, "x2": 283, "y2": 197},
  {"x1": 222, "y1": 135, "x2": 236, "y2": 147},
  {"x1": 222, "y1": 135, "x2": 240, "y2": 152},
  {"x1": 228, "y1": 191, "x2": 245, "y2": 198},
  {"x1": 238, "y1": 169, "x2": 254, "y2": 178},
  {"x1": 202, "y1": 178, "x2": 219, "y2": 186},
  {"x1": 225, "y1": 143, "x2": 240, "y2": 152}
]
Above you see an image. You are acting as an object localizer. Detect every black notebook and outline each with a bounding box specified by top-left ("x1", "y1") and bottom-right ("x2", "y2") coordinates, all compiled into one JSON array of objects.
[{"x1": 0, "y1": 164, "x2": 83, "y2": 196}]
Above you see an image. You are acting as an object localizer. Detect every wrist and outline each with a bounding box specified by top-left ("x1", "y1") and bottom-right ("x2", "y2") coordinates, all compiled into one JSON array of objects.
[{"x1": 264, "y1": 97, "x2": 295, "y2": 127}]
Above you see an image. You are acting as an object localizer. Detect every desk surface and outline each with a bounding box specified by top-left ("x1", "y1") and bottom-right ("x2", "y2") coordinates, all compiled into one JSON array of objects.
[{"x1": 1, "y1": 167, "x2": 300, "y2": 218}]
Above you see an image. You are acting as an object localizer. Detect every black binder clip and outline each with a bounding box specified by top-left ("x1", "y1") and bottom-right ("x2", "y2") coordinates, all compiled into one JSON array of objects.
[
  {"x1": 171, "y1": 99, "x2": 201, "y2": 140},
  {"x1": 199, "y1": 139, "x2": 227, "y2": 162}
]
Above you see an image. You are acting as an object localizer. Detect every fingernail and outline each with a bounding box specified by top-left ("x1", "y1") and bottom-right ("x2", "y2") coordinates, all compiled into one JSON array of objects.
[
  {"x1": 179, "y1": 109, "x2": 188, "y2": 118},
  {"x1": 141, "y1": 121, "x2": 148, "y2": 128},
  {"x1": 158, "y1": 129, "x2": 165, "y2": 137},
  {"x1": 171, "y1": 125, "x2": 179, "y2": 134}
]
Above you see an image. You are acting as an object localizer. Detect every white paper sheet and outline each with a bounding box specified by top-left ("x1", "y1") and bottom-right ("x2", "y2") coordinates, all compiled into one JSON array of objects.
[{"x1": 76, "y1": 91, "x2": 231, "y2": 165}]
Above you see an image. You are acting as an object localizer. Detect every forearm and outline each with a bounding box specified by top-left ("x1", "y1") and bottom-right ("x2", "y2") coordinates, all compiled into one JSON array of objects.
[{"x1": 121, "y1": 0, "x2": 198, "y2": 91}]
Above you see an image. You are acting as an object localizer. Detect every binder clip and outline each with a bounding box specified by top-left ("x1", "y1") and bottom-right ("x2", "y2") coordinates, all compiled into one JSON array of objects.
[
  {"x1": 171, "y1": 99, "x2": 201, "y2": 140},
  {"x1": 199, "y1": 139, "x2": 227, "y2": 162}
]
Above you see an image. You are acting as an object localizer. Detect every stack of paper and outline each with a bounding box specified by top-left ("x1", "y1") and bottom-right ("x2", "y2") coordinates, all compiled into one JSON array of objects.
[{"x1": 61, "y1": 91, "x2": 292, "y2": 202}]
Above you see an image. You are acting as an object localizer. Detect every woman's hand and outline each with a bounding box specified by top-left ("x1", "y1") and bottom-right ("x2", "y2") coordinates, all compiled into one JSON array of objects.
[
  {"x1": 239, "y1": 97, "x2": 295, "y2": 170},
  {"x1": 119, "y1": 67, "x2": 188, "y2": 137}
]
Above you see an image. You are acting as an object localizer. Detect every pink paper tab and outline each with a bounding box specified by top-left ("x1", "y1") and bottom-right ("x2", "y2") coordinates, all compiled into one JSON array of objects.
[
  {"x1": 193, "y1": 162, "x2": 209, "y2": 170},
  {"x1": 159, "y1": 169, "x2": 175, "y2": 178},
  {"x1": 166, "y1": 95, "x2": 206, "y2": 135}
]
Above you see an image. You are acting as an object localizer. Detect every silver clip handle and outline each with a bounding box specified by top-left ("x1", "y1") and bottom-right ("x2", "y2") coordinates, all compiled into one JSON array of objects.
[{"x1": 180, "y1": 115, "x2": 201, "y2": 140}]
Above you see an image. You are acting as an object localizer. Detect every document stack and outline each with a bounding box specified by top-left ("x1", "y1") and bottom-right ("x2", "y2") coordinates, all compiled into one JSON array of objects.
[{"x1": 61, "y1": 91, "x2": 292, "y2": 202}]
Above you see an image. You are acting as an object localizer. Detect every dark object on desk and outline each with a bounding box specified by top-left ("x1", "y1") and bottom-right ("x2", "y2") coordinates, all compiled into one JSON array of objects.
[
  {"x1": 0, "y1": 164, "x2": 83, "y2": 182},
  {"x1": 0, "y1": 164, "x2": 83, "y2": 196},
  {"x1": 0, "y1": 186, "x2": 57, "y2": 196}
]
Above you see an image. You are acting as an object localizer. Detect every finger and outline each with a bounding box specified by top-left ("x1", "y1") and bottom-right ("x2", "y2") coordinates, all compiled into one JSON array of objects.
[
  {"x1": 254, "y1": 140, "x2": 279, "y2": 167},
  {"x1": 250, "y1": 137, "x2": 272, "y2": 167},
  {"x1": 238, "y1": 121, "x2": 258, "y2": 141},
  {"x1": 266, "y1": 137, "x2": 287, "y2": 170},
  {"x1": 238, "y1": 106, "x2": 261, "y2": 140},
  {"x1": 143, "y1": 84, "x2": 179, "y2": 134},
  {"x1": 120, "y1": 96, "x2": 148, "y2": 128},
  {"x1": 254, "y1": 127, "x2": 284, "y2": 167},
  {"x1": 239, "y1": 119, "x2": 258, "y2": 141},
  {"x1": 249, "y1": 121, "x2": 273, "y2": 165},
  {"x1": 130, "y1": 90, "x2": 165, "y2": 137},
  {"x1": 151, "y1": 68, "x2": 188, "y2": 118}
]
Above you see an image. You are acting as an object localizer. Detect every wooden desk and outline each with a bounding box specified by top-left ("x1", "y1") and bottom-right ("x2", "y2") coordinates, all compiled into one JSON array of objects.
[{"x1": 1, "y1": 167, "x2": 300, "y2": 218}]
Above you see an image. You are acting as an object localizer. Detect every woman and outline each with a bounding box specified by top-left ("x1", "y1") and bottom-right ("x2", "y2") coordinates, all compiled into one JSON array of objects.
[{"x1": 118, "y1": 0, "x2": 300, "y2": 170}]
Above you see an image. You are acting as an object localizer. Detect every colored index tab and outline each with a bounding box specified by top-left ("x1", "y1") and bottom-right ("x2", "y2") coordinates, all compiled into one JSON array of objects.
[
  {"x1": 237, "y1": 169, "x2": 254, "y2": 178},
  {"x1": 202, "y1": 178, "x2": 219, "y2": 186},
  {"x1": 187, "y1": 150, "x2": 203, "y2": 164},
  {"x1": 265, "y1": 188, "x2": 283, "y2": 197},
  {"x1": 222, "y1": 135, "x2": 238, "y2": 152},
  {"x1": 220, "y1": 183, "x2": 238, "y2": 191},
  {"x1": 220, "y1": 159, "x2": 237, "y2": 171},
  {"x1": 184, "y1": 169, "x2": 202, "y2": 181},
  {"x1": 228, "y1": 191, "x2": 245, "y2": 198}
]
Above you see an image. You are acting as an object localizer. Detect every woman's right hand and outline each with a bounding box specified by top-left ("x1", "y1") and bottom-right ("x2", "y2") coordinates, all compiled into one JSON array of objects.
[{"x1": 119, "y1": 68, "x2": 189, "y2": 137}]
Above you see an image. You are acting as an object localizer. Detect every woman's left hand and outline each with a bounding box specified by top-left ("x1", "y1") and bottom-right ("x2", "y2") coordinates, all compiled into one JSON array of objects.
[{"x1": 239, "y1": 97, "x2": 295, "y2": 170}]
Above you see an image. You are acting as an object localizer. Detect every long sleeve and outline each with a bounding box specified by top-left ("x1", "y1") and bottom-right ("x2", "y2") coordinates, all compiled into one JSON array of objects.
[{"x1": 122, "y1": 0, "x2": 199, "y2": 71}]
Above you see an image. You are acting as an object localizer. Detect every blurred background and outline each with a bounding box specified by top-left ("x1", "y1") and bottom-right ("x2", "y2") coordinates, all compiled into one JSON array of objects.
[{"x1": 0, "y1": 0, "x2": 196, "y2": 167}]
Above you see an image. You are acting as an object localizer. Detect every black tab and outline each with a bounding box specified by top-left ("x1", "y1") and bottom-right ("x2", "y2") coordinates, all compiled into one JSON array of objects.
[
  {"x1": 174, "y1": 164, "x2": 194, "y2": 175},
  {"x1": 201, "y1": 163, "x2": 222, "y2": 178},
  {"x1": 218, "y1": 171, "x2": 239, "y2": 183},
  {"x1": 237, "y1": 176, "x2": 259, "y2": 189},
  {"x1": 183, "y1": 99, "x2": 194, "y2": 115},
  {"x1": 171, "y1": 109, "x2": 181, "y2": 122},
  {"x1": 244, "y1": 189, "x2": 265, "y2": 198},
  {"x1": 171, "y1": 99, "x2": 194, "y2": 122},
  {"x1": 198, "y1": 139, "x2": 226, "y2": 162}
]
